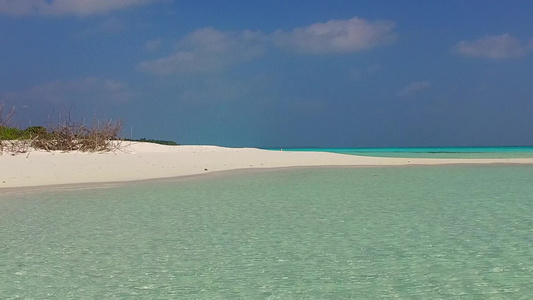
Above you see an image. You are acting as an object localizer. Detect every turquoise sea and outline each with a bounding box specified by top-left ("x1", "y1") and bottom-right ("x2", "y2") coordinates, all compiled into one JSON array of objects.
[
  {"x1": 1, "y1": 148, "x2": 533, "y2": 298},
  {"x1": 277, "y1": 146, "x2": 533, "y2": 159}
]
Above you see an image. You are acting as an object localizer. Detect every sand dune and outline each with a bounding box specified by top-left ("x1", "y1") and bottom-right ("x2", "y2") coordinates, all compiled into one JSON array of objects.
[{"x1": 1, "y1": 142, "x2": 533, "y2": 188}]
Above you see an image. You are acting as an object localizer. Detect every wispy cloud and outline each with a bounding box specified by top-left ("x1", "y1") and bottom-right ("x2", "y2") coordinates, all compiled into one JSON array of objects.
[
  {"x1": 349, "y1": 64, "x2": 381, "y2": 81},
  {"x1": 0, "y1": 0, "x2": 157, "y2": 16},
  {"x1": 145, "y1": 38, "x2": 163, "y2": 51},
  {"x1": 74, "y1": 17, "x2": 127, "y2": 38},
  {"x1": 453, "y1": 34, "x2": 529, "y2": 59},
  {"x1": 139, "y1": 16, "x2": 397, "y2": 75},
  {"x1": 180, "y1": 78, "x2": 253, "y2": 104},
  {"x1": 1, "y1": 77, "x2": 132, "y2": 104},
  {"x1": 272, "y1": 17, "x2": 397, "y2": 54},
  {"x1": 397, "y1": 81, "x2": 431, "y2": 97},
  {"x1": 98, "y1": 16, "x2": 126, "y2": 34},
  {"x1": 139, "y1": 27, "x2": 266, "y2": 75}
]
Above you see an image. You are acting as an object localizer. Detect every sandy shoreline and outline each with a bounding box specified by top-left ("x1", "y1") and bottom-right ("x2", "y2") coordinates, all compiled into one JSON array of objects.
[{"x1": 2, "y1": 142, "x2": 533, "y2": 189}]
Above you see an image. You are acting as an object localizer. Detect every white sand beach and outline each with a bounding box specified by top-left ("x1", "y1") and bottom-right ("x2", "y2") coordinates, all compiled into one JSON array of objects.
[{"x1": 2, "y1": 142, "x2": 533, "y2": 189}]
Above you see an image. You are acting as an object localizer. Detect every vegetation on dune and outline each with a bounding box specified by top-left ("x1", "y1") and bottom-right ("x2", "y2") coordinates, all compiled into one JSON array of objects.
[
  {"x1": 0, "y1": 126, "x2": 48, "y2": 140},
  {"x1": 1, "y1": 105, "x2": 124, "y2": 155},
  {"x1": 126, "y1": 138, "x2": 179, "y2": 146},
  {"x1": 0, "y1": 104, "x2": 179, "y2": 155}
]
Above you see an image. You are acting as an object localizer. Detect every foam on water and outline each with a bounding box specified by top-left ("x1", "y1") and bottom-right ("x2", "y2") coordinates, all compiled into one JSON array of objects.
[{"x1": 1, "y1": 165, "x2": 532, "y2": 298}]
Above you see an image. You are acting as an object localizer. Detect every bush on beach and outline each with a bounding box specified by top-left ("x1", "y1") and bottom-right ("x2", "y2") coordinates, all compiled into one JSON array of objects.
[{"x1": 0, "y1": 105, "x2": 124, "y2": 155}]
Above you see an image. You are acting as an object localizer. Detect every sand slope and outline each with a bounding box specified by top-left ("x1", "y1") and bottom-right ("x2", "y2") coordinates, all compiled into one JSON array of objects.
[{"x1": 2, "y1": 143, "x2": 533, "y2": 188}]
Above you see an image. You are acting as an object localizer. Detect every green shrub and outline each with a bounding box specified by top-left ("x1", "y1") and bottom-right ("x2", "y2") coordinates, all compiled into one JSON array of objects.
[
  {"x1": 23, "y1": 126, "x2": 50, "y2": 138},
  {"x1": 1, "y1": 116, "x2": 124, "y2": 154},
  {"x1": 132, "y1": 138, "x2": 179, "y2": 146},
  {"x1": 0, "y1": 126, "x2": 25, "y2": 140}
]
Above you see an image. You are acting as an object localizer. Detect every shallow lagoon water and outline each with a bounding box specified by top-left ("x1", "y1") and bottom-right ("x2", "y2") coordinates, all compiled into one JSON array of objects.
[
  {"x1": 282, "y1": 146, "x2": 533, "y2": 159},
  {"x1": 1, "y1": 165, "x2": 532, "y2": 298}
]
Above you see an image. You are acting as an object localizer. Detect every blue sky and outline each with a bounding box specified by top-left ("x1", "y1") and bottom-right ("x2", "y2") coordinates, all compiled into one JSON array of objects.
[{"x1": 1, "y1": 0, "x2": 532, "y2": 147}]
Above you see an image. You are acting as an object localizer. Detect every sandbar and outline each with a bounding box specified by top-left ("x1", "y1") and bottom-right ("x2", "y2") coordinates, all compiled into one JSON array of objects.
[{"x1": 1, "y1": 142, "x2": 533, "y2": 189}]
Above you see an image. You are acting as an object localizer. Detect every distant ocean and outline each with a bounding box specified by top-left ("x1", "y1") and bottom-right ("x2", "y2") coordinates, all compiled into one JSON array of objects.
[
  {"x1": 275, "y1": 146, "x2": 533, "y2": 159},
  {"x1": 1, "y1": 150, "x2": 532, "y2": 298}
]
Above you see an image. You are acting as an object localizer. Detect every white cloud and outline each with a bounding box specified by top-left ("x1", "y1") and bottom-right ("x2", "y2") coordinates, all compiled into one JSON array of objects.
[
  {"x1": 397, "y1": 81, "x2": 431, "y2": 97},
  {"x1": 139, "y1": 27, "x2": 266, "y2": 75},
  {"x1": 1, "y1": 77, "x2": 132, "y2": 104},
  {"x1": 272, "y1": 17, "x2": 397, "y2": 54},
  {"x1": 0, "y1": 0, "x2": 156, "y2": 16},
  {"x1": 453, "y1": 34, "x2": 528, "y2": 59},
  {"x1": 138, "y1": 17, "x2": 396, "y2": 75}
]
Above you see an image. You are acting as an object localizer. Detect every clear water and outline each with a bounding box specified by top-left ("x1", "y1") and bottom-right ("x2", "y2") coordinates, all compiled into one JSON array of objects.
[
  {"x1": 1, "y1": 165, "x2": 532, "y2": 299},
  {"x1": 278, "y1": 146, "x2": 533, "y2": 158}
]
